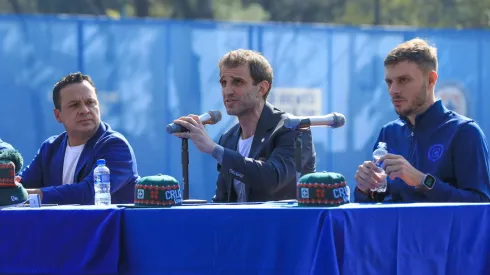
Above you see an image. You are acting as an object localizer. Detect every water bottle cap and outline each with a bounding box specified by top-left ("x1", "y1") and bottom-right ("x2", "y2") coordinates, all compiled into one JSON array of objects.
[
  {"x1": 377, "y1": 142, "x2": 387, "y2": 148},
  {"x1": 97, "y1": 159, "x2": 106, "y2": 166}
]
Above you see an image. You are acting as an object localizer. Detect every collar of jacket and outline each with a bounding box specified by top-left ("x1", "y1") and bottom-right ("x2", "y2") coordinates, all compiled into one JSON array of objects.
[
  {"x1": 399, "y1": 99, "x2": 450, "y2": 130},
  {"x1": 61, "y1": 122, "x2": 110, "y2": 148}
]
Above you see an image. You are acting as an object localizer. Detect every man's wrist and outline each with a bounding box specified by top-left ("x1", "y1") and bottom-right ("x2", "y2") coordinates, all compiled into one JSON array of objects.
[
  {"x1": 414, "y1": 171, "x2": 427, "y2": 188},
  {"x1": 211, "y1": 144, "x2": 224, "y2": 165},
  {"x1": 356, "y1": 186, "x2": 370, "y2": 195},
  {"x1": 417, "y1": 173, "x2": 436, "y2": 190}
]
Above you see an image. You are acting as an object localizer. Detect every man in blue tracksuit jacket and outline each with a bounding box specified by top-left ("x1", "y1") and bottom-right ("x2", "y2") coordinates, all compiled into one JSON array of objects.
[
  {"x1": 355, "y1": 38, "x2": 490, "y2": 203},
  {"x1": 20, "y1": 72, "x2": 139, "y2": 205}
]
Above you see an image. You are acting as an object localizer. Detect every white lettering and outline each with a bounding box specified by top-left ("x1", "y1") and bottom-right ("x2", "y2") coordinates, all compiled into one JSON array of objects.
[
  {"x1": 333, "y1": 187, "x2": 346, "y2": 199},
  {"x1": 165, "y1": 189, "x2": 182, "y2": 204}
]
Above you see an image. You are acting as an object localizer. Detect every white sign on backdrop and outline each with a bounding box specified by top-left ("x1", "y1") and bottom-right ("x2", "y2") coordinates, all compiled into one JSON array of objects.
[
  {"x1": 268, "y1": 88, "x2": 323, "y2": 116},
  {"x1": 435, "y1": 83, "x2": 468, "y2": 116}
]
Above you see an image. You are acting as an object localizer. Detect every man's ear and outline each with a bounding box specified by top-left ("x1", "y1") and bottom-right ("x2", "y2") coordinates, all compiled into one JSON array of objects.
[
  {"x1": 258, "y1": 81, "x2": 270, "y2": 98},
  {"x1": 428, "y1": 71, "x2": 438, "y2": 89},
  {"x1": 54, "y1": 108, "x2": 62, "y2": 123}
]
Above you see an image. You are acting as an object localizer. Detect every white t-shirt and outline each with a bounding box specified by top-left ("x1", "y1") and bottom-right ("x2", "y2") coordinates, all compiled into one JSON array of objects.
[
  {"x1": 234, "y1": 135, "x2": 254, "y2": 202},
  {"x1": 62, "y1": 143, "x2": 85, "y2": 185}
]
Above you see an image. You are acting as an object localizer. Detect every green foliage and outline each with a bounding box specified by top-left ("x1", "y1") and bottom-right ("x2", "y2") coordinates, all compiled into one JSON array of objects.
[
  {"x1": 1, "y1": 0, "x2": 490, "y2": 28},
  {"x1": 212, "y1": 0, "x2": 269, "y2": 22}
]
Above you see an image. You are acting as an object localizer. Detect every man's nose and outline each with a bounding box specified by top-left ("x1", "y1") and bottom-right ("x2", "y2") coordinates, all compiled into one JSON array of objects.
[
  {"x1": 223, "y1": 84, "x2": 233, "y2": 95},
  {"x1": 388, "y1": 84, "x2": 399, "y2": 95},
  {"x1": 79, "y1": 104, "x2": 90, "y2": 114}
]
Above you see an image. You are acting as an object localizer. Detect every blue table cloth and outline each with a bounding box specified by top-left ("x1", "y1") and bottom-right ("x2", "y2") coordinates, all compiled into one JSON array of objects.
[
  {"x1": 0, "y1": 205, "x2": 123, "y2": 275},
  {"x1": 2, "y1": 202, "x2": 490, "y2": 275},
  {"x1": 120, "y1": 202, "x2": 490, "y2": 275},
  {"x1": 120, "y1": 203, "x2": 339, "y2": 275},
  {"x1": 328, "y1": 203, "x2": 490, "y2": 275}
]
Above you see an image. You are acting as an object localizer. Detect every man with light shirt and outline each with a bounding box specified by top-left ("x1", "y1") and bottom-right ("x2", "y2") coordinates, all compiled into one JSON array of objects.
[
  {"x1": 173, "y1": 49, "x2": 316, "y2": 202},
  {"x1": 19, "y1": 72, "x2": 139, "y2": 205}
]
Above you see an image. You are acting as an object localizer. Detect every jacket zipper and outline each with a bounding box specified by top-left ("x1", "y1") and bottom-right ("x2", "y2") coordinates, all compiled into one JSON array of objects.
[{"x1": 408, "y1": 131, "x2": 416, "y2": 166}]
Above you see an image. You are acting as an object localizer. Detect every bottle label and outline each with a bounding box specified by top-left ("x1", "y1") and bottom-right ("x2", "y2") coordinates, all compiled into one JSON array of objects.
[{"x1": 94, "y1": 174, "x2": 110, "y2": 184}]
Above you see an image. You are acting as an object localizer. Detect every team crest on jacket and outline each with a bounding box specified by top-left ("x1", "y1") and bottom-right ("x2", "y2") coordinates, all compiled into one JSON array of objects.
[
  {"x1": 435, "y1": 83, "x2": 467, "y2": 116},
  {"x1": 428, "y1": 144, "x2": 444, "y2": 162}
]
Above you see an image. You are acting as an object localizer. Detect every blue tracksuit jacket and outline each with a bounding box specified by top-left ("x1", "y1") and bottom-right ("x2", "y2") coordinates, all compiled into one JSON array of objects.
[{"x1": 355, "y1": 100, "x2": 490, "y2": 202}]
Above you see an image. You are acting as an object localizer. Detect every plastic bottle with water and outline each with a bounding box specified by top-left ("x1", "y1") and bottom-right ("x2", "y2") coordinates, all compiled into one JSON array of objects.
[
  {"x1": 94, "y1": 159, "x2": 111, "y2": 206},
  {"x1": 371, "y1": 142, "x2": 388, "y2": 192}
]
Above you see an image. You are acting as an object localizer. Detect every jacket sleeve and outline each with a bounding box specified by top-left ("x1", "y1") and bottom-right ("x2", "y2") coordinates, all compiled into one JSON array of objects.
[
  {"x1": 422, "y1": 121, "x2": 490, "y2": 202},
  {"x1": 40, "y1": 137, "x2": 138, "y2": 205},
  {"x1": 212, "y1": 135, "x2": 227, "y2": 203},
  {"x1": 19, "y1": 142, "x2": 47, "y2": 188},
  {"x1": 218, "y1": 128, "x2": 296, "y2": 197}
]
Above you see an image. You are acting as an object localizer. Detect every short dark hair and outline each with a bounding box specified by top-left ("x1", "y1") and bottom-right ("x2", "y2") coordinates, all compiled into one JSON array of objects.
[
  {"x1": 218, "y1": 49, "x2": 274, "y2": 99},
  {"x1": 52, "y1": 72, "x2": 96, "y2": 110},
  {"x1": 384, "y1": 38, "x2": 438, "y2": 73}
]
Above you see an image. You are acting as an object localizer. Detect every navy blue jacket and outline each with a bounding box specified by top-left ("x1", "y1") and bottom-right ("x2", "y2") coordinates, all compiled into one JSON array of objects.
[
  {"x1": 355, "y1": 100, "x2": 490, "y2": 203},
  {"x1": 20, "y1": 122, "x2": 139, "y2": 205},
  {"x1": 212, "y1": 103, "x2": 316, "y2": 202},
  {"x1": 0, "y1": 138, "x2": 13, "y2": 152}
]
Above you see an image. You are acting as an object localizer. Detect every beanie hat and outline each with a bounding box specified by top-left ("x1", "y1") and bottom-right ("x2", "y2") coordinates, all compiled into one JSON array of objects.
[
  {"x1": 0, "y1": 138, "x2": 14, "y2": 152},
  {"x1": 296, "y1": 172, "x2": 350, "y2": 207},
  {"x1": 0, "y1": 149, "x2": 28, "y2": 207},
  {"x1": 133, "y1": 174, "x2": 182, "y2": 207}
]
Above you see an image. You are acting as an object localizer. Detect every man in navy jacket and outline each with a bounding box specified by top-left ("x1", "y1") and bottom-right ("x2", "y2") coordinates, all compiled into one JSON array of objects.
[
  {"x1": 172, "y1": 49, "x2": 316, "y2": 202},
  {"x1": 20, "y1": 72, "x2": 139, "y2": 205},
  {"x1": 355, "y1": 38, "x2": 490, "y2": 203}
]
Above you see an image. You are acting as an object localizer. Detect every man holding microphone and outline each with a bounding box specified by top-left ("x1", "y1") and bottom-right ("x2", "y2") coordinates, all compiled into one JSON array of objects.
[{"x1": 172, "y1": 49, "x2": 316, "y2": 202}]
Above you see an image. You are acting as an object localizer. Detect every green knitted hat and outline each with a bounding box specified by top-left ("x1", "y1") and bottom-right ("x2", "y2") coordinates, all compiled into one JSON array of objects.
[
  {"x1": 0, "y1": 149, "x2": 28, "y2": 207},
  {"x1": 133, "y1": 174, "x2": 182, "y2": 207},
  {"x1": 296, "y1": 172, "x2": 350, "y2": 207}
]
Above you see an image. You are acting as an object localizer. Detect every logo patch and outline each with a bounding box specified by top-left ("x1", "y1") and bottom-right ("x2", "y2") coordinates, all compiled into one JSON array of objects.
[
  {"x1": 136, "y1": 189, "x2": 144, "y2": 199},
  {"x1": 301, "y1": 188, "x2": 309, "y2": 198},
  {"x1": 428, "y1": 144, "x2": 444, "y2": 162}
]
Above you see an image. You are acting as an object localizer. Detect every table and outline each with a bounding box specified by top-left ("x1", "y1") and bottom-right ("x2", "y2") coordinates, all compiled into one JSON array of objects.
[
  {"x1": 0, "y1": 205, "x2": 123, "y2": 275},
  {"x1": 120, "y1": 203, "x2": 339, "y2": 275},
  {"x1": 120, "y1": 202, "x2": 490, "y2": 275},
  {"x1": 2, "y1": 203, "x2": 490, "y2": 275}
]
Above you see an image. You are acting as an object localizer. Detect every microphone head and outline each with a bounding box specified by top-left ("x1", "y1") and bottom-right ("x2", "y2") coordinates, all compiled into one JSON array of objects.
[
  {"x1": 207, "y1": 110, "x2": 222, "y2": 125},
  {"x1": 332, "y1": 112, "x2": 346, "y2": 128},
  {"x1": 166, "y1": 123, "x2": 182, "y2": 134}
]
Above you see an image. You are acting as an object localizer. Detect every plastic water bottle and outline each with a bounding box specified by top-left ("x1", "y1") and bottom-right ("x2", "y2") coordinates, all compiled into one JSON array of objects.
[
  {"x1": 94, "y1": 159, "x2": 111, "y2": 206},
  {"x1": 371, "y1": 142, "x2": 388, "y2": 192}
]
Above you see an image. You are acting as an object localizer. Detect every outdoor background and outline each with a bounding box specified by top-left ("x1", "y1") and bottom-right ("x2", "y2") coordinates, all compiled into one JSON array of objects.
[{"x1": 1, "y1": 0, "x2": 489, "y2": 200}]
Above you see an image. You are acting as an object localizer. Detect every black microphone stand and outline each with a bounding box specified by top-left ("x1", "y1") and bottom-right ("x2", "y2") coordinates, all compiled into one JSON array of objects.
[
  {"x1": 294, "y1": 129, "x2": 303, "y2": 180},
  {"x1": 181, "y1": 137, "x2": 189, "y2": 200}
]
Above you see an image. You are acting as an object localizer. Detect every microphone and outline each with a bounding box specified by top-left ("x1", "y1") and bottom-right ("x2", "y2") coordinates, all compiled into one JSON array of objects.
[
  {"x1": 166, "y1": 110, "x2": 222, "y2": 134},
  {"x1": 284, "y1": 112, "x2": 346, "y2": 130}
]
